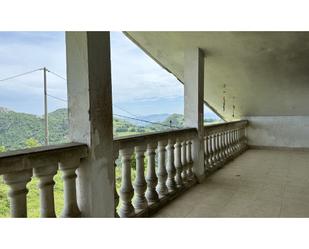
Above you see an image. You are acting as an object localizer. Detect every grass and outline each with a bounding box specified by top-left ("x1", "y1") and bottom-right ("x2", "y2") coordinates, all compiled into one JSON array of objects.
[
  {"x1": 114, "y1": 131, "x2": 141, "y2": 137},
  {"x1": 0, "y1": 172, "x2": 64, "y2": 218}
]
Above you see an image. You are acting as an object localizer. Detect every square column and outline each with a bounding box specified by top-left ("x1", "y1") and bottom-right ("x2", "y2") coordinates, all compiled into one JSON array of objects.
[
  {"x1": 66, "y1": 32, "x2": 114, "y2": 217},
  {"x1": 184, "y1": 47, "x2": 205, "y2": 182}
]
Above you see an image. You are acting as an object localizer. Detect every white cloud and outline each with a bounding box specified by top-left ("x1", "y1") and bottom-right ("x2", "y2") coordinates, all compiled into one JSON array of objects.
[
  {"x1": 0, "y1": 32, "x2": 67, "y2": 114},
  {"x1": 110, "y1": 32, "x2": 183, "y2": 105}
]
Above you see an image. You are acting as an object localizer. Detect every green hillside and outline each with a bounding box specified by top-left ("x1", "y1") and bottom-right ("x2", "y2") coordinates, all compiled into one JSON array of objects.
[
  {"x1": 0, "y1": 107, "x2": 220, "y2": 151},
  {"x1": 0, "y1": 107, "x2": 168, "y2": 151},
  {"x1": 0, "y1": 108, "x2": 69, "y2": 150},
  {"x1": 146, "y1": 113, "x2": 184, "y2": 130}
]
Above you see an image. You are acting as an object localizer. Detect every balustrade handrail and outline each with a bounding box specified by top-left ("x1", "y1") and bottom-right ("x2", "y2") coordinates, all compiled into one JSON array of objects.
[
  {"x1": 113, "y1": 127, "x2": 197, "y2": 151},
  {"x1": 0, "y1": 142, "x2": 88, "y2": 175},
  {"x1": 113, "y1": 120, "x2": 248, "y2": 149},
  {"x1": 204, "y1": 120, "x2": 248, "y2": 134}
]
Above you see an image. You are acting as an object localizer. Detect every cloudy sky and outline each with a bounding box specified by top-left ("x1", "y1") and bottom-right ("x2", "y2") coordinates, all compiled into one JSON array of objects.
[{"x1": 0, "y1": 32, "x2": 218, "y2": 119}]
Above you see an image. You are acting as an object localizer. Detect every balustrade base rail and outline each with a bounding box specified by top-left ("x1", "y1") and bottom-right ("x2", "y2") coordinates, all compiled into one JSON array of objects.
[
  {"x1": 205, "y1": 144, "x2": 248, "y2": 177},
  {"x1": 134, "y1": 178, "x2": 197, "y2": 217}
]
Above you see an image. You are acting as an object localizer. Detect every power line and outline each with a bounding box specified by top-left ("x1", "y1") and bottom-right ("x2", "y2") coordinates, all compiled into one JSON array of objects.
[
  {"x1": 113, "y1": 113, "x2": 181, "y2": 129},
  {"x1": 113, "y1": 104, "x2": 139, "y2": 117},
  {"x1": 0, "y1": 68, "x2": 42, "y2": 83},
  {"x1": 44, "y1": 93, "x2": 178, "y2": 129},
  {"x1": 0, "y1": 67, "x2": 179, "y2": 129},
  {"x1": 47, "y1": 95, "x2": 176, "y2": 129},
  {"x1": 47, "y1": 94, "x2": 67, "y2": 103},
  {"x1": 46, "y1": 69, "x2": 66, "y2": 81},
  {"x1": 0, "y1": 68, "x2": 67, "y2": 84}
]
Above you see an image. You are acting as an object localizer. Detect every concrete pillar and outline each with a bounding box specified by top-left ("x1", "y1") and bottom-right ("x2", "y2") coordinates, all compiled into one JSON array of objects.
[
  {"x1": 65, "y1": 32, "x2": 114, "y2": 217},
  {"x1": 184, "y1": 48, "x2": 205, "y2": 182}
]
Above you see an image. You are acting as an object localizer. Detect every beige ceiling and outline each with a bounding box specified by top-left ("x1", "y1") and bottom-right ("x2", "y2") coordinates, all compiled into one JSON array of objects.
[{"x1": 126, "y1": 32, "x2": 309, "y2": 121}]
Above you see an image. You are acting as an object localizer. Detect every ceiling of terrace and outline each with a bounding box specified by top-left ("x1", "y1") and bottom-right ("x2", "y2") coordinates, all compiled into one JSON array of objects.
[{"x1": 126, "y1": 32, "x2": 309, "y2": 121}]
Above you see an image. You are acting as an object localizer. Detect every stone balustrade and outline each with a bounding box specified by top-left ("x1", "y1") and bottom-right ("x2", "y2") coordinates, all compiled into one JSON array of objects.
[
  {"x1": 0, "y1": 121, "x2": 248, "y2": 218},
  {"x1": 204, "y1": 120, "x2": 248, "y2": 173},
  {"x1": 113, "y1": 121, "x2": 248, "y2": 217},
  {"x1": 0, "y1": 143, "x2": 88, "y2": 218},
  {"x1": 113, "y1": 128, "x2": 197, "y2": 217}
]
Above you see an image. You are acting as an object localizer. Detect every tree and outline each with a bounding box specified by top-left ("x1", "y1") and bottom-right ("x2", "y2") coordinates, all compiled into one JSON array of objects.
[
  {"x1": 25, "y1": 138, "x2": 41, "y2": 148},
  {"x1": 128, "y1": 127, "x2": 136, "y2": 132},
  {"x1": 0, "y1": 146, "x2": 6, "y2": 152}
]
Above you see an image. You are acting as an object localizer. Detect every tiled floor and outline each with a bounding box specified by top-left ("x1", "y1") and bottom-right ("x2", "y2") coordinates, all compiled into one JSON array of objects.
[{"x1": 154, "y1": 149, "x2": 309, "y2": 217}]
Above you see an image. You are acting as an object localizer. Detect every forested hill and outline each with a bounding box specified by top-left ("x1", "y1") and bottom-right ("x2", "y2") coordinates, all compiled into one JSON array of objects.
[
  {"x1": 0, "y1": 107, "x2": 219, "y2": 151},
  {"x1": 0, "y1": 108, "x2": 69, "y2": 150}
]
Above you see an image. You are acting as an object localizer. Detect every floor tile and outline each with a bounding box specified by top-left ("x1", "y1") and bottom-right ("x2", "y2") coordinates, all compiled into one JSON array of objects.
[{"x1": 155, "y1": 149, "x2": 309, "y2": 218}]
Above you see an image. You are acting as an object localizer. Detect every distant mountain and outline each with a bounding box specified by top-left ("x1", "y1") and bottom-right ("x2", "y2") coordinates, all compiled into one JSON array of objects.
[
  {"x1": 154, "y1": 113, "x2": 184, "y2": 129},
  {"x1": 122, "y1": 112, "x2": 220, "y2": 126},
  {"x1": 0, "y1": 107, "x2": 12, "y2": 113},
  {"x1": 121, "y1": 112, "x2": 220, "y2": 128},
  {"x1": 139, "y1": 113, "x2": 170, "y2": 123},
  {"x1": 122, "y1": 113, "x2": 170, "y2": 126},
  {"x1": 205, "y1": 111, "x2": 220, "y2": 120}
]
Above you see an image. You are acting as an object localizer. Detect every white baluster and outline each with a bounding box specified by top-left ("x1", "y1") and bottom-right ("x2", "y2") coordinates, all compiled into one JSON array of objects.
[
  {"x1": 213, "y1": 134, "x2": 219, "y2": 166},
  {"x1": 235, "y1": 129, "x2": 239, "y2": 153},
  {"x1": 145, "y1": 143, "x2": 159, "y2": 204},
  {"x1": 186, "y1": 140, "x2": 194, "y2": 180},
  {"x1": 205, "y1": 136, "x2": 211, "y2": 171},
  {"x1": 232, "y1": 129, "x2": 236, "y2": 153},
  {"x1": 216, "y1": 133, "x2": 221, "y2": 163},
  {"x1": 133, "y1": 145, "x2": 148, "y2": 211},
  {"x1": 233, "y1": 129, "x2": 237, "y2": 154},
  {"x1": 227, "y1": 130, "x2": 232, "y2": 157},
  {"x1": 156, "y1": 140, "x2": 169, "y2": 198},
  {"x1": 239, "y1": 128, "x2": 243, "y2": 151},
  {"x1": 59, "y1": 158, "x2": 81, "y2": 217},
  {"x1": 223, "y1": 131, "x2": 229, "y2": 159},
  {"x1": 241, "y1": 127, "x2": 246, "y2": 151},
  {"x1": 174, "y1": 138, "x2": 183, "y2": 188},
  {"x1": 181, "y1": 140, "x2": 188, "y2": 184},
  {"x1": 218, "y1": 132, "x2": 223, "y2": 163},
  {"x1": 209, "y1": 135, "x2": 215, "y2": 169},
  {"x1": 219, "y1": 132, "x2": 225, "y2": 164},
  {"x1": 166, "y1": 138, "x2": 176, "y2": 192},
  {"x1": 119, "y1": 148, "x2": 135, "y2": 217},
  {"x1": 3, "y1": 169, "x2": 32, "y2": 217},
  {"x1": 220, "y1": 132, "x2": 225, "y2": 162},
  {"x1": 34, "y1": 165, "x2": 58, "y2": 217},
  {"x1": 237, "y1": 129, "x2": 241, "y2": 152}
]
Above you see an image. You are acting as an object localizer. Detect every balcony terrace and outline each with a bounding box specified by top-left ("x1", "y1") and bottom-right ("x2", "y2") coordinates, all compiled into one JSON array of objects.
[{"x1": 1, "y1": 31, "x2": 309, "y2": 218}]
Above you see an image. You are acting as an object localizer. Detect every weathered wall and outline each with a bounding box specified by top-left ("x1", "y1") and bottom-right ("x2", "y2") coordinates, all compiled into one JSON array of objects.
[{"x1": 246, "y1": 116, "x2": 309, "y2": 148}]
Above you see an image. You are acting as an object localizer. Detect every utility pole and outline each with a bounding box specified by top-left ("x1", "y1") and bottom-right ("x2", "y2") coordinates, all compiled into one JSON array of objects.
[{"x1": 43, "y1": 67, "x2": 49, "y2": 145}]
